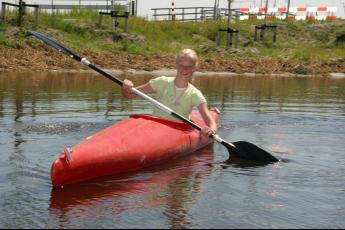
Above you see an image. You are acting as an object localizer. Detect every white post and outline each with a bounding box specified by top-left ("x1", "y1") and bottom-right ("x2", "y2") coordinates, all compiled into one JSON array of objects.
[{"x1": 171, "y1": 0, "x2": 175, "y2": 20}]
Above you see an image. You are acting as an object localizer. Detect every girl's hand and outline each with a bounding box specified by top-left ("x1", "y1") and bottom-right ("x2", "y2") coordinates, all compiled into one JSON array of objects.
[
  {"x1": 201, "y1": 126, "x2": 216, "y2": 137},
  {"x1": 122, "y1": 79, "x2": 134, "y2": 93}
]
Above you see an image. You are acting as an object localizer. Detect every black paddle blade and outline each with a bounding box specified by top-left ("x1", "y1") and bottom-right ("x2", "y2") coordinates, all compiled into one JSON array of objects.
[
  {"x1": 222, "y1": 141, "x2": 279, "y2": 163},
  {"x1": 26, "y1": 31, "x2": 80, "y2": 61}
]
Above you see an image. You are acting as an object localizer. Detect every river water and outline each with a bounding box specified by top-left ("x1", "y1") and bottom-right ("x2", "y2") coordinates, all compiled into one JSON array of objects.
[{"x1": 0, "y1": 72, "x2": 344, "y2": 228}]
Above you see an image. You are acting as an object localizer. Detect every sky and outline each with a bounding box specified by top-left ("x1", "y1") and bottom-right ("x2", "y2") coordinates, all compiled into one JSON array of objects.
[{"x1": 136, "y1": 0, "x2": 345, "y2": 19}]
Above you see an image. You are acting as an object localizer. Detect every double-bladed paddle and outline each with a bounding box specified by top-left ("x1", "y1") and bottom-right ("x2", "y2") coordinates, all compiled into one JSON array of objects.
[{"x1": 27, "y1": 30, "x2": 279, "y2": 163}]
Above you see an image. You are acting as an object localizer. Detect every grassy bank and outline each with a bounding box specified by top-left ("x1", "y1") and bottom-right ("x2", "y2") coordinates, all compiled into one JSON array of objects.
[{"x1": 0, "y1": 9, "x2": 345, "y2": 74}]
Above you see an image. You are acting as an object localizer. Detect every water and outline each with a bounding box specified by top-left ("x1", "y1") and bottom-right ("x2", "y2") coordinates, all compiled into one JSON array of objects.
[{"x1": 0, "y1": 72, "x2": 344, "y2": 228}]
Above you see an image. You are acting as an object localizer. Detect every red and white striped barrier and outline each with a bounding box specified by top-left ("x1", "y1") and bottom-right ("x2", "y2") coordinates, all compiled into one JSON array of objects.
[{"x1": 238, "y1": 6, "x2": 337, "y2": 21}]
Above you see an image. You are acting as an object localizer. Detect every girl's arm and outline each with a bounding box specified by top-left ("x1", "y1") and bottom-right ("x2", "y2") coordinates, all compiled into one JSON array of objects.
[{"x1": 197, "y1": 103, "x2": 218, "y2": 136}]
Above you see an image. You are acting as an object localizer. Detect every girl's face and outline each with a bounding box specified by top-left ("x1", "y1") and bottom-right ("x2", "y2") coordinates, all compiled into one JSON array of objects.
[{"x1": 176, "y1": 56, "x2": 196, "y2": 81}]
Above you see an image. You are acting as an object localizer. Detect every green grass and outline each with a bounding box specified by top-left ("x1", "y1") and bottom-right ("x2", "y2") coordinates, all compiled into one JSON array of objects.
[{"x1": 1, "y1": 9, "x2": 345, "y2": 60}]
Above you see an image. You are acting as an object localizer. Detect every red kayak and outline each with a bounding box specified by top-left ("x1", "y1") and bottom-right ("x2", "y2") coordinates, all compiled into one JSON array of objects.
[{"x1": 51, "y1": 109, "x2": 219, "y2": 186}]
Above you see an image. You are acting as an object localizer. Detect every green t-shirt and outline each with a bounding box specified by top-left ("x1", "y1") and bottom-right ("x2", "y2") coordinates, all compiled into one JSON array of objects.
[{"x1": 149, "y1": 76, "x2": 207, "y2": 121}]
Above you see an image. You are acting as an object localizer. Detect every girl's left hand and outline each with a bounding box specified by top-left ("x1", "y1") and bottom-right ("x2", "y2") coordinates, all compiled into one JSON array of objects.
[{"x1": 201, "y1": 127, "x2": 216, "y2": 137}]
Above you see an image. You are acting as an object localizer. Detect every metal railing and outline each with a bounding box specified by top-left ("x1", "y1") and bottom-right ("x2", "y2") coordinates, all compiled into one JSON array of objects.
[
  {"x1": 0, "y1": 0, "x2": 137, "y2": 15},
  {"x1": 151, "y1": 7, "x2": 232, "y2": 21}
]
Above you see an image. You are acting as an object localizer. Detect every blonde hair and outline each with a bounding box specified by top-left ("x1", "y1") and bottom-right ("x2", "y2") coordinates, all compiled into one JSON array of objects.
[{"x1": 176, "y1": 49, "x2": 198, "y2": 67}]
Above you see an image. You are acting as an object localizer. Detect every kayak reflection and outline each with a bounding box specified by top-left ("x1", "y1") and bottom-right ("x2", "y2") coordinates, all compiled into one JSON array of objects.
[{"x1": 49, "y1": 145, "x2": 214, "y2": 228}]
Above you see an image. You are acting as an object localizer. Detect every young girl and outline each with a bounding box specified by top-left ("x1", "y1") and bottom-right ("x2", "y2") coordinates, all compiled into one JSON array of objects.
[{"x1": 122, "y1": 49, "x2": 217, "y2": 136}]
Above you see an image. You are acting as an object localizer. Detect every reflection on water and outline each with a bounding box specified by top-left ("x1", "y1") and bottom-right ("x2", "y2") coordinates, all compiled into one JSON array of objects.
[
  {"x1": 223, "y1": 156, "x2": 276, "y2": 169},
  {"x1": 1, "y1": 72, "x2": 344, "y2": 123},
  {"x1": 48, "y1": 145, "x2": 214, "y2": 229},
  {"x1": 0, "y1": 72, "x2": 345, "y2": 228}
]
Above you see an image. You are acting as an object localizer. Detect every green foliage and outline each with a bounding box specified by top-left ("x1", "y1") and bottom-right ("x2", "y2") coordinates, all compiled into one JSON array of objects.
[
  {"x1": 0, "y1": 36, "x2": 23, "y2": 48},
  {"x1": 0, "y1": 26, "x2": 25, "y2": 48},
  {"x1": 0, "y1": 9, "x2": 344, "y2": 60}
]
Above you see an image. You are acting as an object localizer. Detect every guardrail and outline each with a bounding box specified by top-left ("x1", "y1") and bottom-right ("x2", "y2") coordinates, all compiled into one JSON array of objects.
[
  {"x1": 151, "y1": 6, "x2": 338, "y2": 21},
  {"x1": 0, "y1": 0, "x2": 138, "y2": 15},
  {"x1": 151, "y1": 7, "x2": 232, "y2": 21}
]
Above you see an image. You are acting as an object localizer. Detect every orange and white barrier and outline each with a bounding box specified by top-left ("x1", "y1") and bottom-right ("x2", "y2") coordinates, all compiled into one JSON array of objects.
[{"x1": 238, "y1": 6, "x2": 337, "y2": 21}]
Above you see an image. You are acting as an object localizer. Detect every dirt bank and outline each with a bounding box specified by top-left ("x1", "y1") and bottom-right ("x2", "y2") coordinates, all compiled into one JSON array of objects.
[{"x1": 0, "y1": 46, "x2": 344, "y2": 76}]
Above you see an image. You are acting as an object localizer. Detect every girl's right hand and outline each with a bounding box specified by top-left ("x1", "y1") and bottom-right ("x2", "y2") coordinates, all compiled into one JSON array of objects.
[{"x1": 122, "y1": 79, "x2": 134, "y2": 93}]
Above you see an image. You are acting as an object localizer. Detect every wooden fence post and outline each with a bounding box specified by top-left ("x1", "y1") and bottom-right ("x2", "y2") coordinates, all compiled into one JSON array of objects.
[
  {"x1": 17, "y1": 0, "x2": 25, "y2": 27},
  {"x1": 234, "y1": 31, "x2": 238, "y2": 48},
  {"x1": 124, "y1": 12, "x2": 129, "y2": 32},
  {"x1": 130, "y1": 0, "x2": 135, "y2": 16},
  {"x1": 34, "y1": 6, "x2": 39, "y2": 28},
  {"x1": 112, "y1": 11, "x2": 116, "y2": 32},
  {"x1": 273, "y1": 26, "x2": 277, "y2": 42},
  {"x1": 202, "y1": 9, "x2": 206, "y2": 21},
  {"x1": 98, "y1": 13, "x2": 103, "y2": 27},
  {"x1": 216, "y1": 30, "x2": 221, "y2": 46},
  {"x1": 218, "y1": 28, "x2": 238, "y2": 48},
  {"x1": 1, "y1": 3, "x2": 6, "y2": 23},
  {"x1": 260, "y1": 26, "x2": 265, "y2": 40},
  {"x1": 226, "y1": 30, "x2": 231, "y2": 47},
  {"x1": 255, "y1": 25, "x2": 277, "y2": 42}
]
